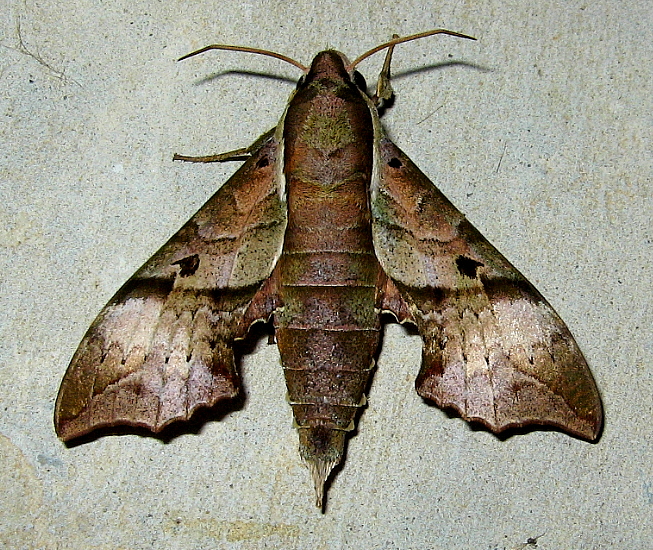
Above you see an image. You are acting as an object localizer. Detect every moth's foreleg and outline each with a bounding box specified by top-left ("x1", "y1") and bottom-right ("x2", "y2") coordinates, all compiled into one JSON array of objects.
[
  {"x1": 173, "y1": 128, "x2": 277, "y2": 163},
  {"x1": 173, "y1": 145, "x2": 253, "y2": 163}
]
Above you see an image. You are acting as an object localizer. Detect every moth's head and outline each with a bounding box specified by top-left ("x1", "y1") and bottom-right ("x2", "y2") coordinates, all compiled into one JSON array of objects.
[
  {"x1": 307, "y1": 50, "x2": 351, "y2": 80},
  {"x1": 300, "y1": 50, "x2": 367, "y2": 93}
]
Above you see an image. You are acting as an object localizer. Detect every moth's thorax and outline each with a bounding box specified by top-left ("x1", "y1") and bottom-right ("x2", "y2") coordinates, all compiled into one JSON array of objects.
[
  {"x1": 281, "y1": 49, "x2": 376, "y2": 242},
  {"x1": 283, "y1": 51, "x2": 373, "y2": 180}
]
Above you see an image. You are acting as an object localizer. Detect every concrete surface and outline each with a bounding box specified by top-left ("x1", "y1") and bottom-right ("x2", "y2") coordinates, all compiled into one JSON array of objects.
[{"x1": 0, "y1": 1, "x2": 650, "y2": 548}]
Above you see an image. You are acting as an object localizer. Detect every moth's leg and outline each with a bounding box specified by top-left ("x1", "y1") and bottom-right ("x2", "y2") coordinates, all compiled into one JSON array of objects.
[
  {"x1": 373, "y1": 34, "x2": 399, "y2": 106},
  {"x1": 173, "y1": 128, "x2": 276, "y2": 163},
  {"x1": 173, "y1": 146, "x2": 252, "y2": 163}
]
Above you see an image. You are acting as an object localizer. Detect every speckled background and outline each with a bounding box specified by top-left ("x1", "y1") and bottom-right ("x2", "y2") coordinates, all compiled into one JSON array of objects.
[{"x1": 1, "y1": 1, "x2": 650, "y2": 548}]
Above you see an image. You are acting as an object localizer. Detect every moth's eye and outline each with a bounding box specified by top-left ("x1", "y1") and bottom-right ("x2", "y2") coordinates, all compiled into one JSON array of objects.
[
  {"x1": 388, "y1": 157, "x2": 402, "y2": 169},
  {"x1": 353, "y1": 71, "x2": 367, "y2": 92},
  {"x1": 296, "y1": 75, "x2": 306, "y2": 89}
]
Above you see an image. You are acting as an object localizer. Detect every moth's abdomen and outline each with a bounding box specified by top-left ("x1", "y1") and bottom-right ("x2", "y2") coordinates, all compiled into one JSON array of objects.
[
  {"x1": 276, "y1": 250, "x2": 381, "y2": 424},
  {"x1": 277, "y1": 139, "x2": 382, "y2": 495},
  {"x1": 275, "y1": 247, "x2": 382, "y2": 505},
  {"x1": 275, "y1": 172, "x2": 382, "y2": 505}
]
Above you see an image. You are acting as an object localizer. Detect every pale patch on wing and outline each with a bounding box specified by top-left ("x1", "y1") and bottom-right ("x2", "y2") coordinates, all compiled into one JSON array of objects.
[
  {"x1": 416, "y1": 288, "x2": 601, "y2": 438},
  {"x1": 100, "y1": 296, "x2": 164, "y2": 363}
]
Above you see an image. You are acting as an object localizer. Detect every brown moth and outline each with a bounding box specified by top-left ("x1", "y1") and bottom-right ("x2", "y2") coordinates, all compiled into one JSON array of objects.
[{"x1": 55, "y1": 30, "x2": 603, "y2": 508}]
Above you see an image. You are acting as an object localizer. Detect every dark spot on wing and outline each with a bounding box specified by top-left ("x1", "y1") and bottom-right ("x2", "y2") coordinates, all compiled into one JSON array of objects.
[
  {"x1": 256, "y1": 156, "x2": 270, "y2": 169},
  {"x1": 173, "y1": 254, "x2": 200, "y2": 277},
  {"x1": 388, "y1": 157, "x2": 402, "y2": 169},
  {"x1": 456, "y1": 255, "x2": 484, "y2": 279}
]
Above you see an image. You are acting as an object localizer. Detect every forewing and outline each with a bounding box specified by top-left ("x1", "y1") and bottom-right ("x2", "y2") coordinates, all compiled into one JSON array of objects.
[
  {"x1": 372, "y1": 137, "x2": 602, "y2": 440},
  {"x1": 55, "y1": 132, "x2": 286, "y2": 440}
]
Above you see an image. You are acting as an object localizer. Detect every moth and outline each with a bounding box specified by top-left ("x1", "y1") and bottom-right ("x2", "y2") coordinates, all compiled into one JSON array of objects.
[{"x1": 55, "y1": 30, "x2": 603, "y2": 508}]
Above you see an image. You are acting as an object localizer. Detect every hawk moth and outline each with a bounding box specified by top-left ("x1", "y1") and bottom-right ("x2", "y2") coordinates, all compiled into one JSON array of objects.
[{"x1": 55, "y1": 30, "x2": 603, "y2": 508}]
